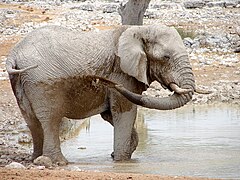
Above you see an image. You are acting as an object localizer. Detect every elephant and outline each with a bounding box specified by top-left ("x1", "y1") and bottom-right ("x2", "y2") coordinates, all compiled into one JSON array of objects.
[{"x1": 6, "y1": 24, "x2": 195, "y2": 165}]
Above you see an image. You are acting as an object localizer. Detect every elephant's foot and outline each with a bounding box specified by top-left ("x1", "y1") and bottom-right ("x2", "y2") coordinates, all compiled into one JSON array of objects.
[
  {"x1": 56, "y1": 158, "x2": 68, "y2": 166},
  {"x1": 111, "y1": 130, "x2": 138, "y2": 161},
  {"x1": 43, "y1": 152, "x2": 68, "y2": 166},
  {"x1": 111, "y1": 151, "x2": 132, "y2": 161},
  {"x1": 33, "y1": 153, "x2": 68, "y2": 167},
  {"x1": 51, "y1": 153, "x2": 68, "y2": 166}
]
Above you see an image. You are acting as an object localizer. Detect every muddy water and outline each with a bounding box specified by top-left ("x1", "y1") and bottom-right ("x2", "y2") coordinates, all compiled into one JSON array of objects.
[{"x1": 61, "y1": 104, "x2": 240, "y2": 179}]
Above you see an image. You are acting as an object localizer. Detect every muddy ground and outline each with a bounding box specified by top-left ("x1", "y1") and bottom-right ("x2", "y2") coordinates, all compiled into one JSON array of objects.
[{"x1": 0, "y1": 1, "x2": 239, "y2": 180}]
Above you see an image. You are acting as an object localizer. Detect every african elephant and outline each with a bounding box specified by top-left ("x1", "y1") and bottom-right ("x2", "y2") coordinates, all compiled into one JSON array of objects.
[{"x1": 6, "y1": 24, "x2": 195, "y2": 165}]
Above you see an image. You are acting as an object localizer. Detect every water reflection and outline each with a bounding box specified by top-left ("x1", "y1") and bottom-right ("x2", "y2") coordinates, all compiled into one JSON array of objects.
[{"x1": 61, "y1": 104, "x2": 240, "y2": 179}]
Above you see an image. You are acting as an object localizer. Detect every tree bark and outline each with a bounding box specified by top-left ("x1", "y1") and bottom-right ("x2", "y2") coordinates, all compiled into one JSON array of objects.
[{"x1": 119, "y1": 0, "x2": 151, "y2": 25}]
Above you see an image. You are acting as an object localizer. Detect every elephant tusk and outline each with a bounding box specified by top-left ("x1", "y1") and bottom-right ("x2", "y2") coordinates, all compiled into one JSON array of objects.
[
  {"x1": 169, "y1": 83, "x2": 193, "y2": 95},
  {"x1": 194, "y1": 88, "x2": 212, "y2": 94}
]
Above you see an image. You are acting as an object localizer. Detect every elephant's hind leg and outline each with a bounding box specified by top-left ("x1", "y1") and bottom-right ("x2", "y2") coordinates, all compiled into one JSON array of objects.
[
  {"x1": 21, "y1": 112, "x2": 43, "y2": 160},
  {"x1": 17, "y1": 90, "x2": 44, "y2": 160},
  {"x1": 34, "y1": 107, "x2": 68, "y2": 165},
  {"x1": 101, "y1": 110, "x2": 115, "y2": 158},
  {"x1": 101, "y1": 110, "x2": 113, "y2": 126},
  {"x1": 26, "y1": 87, "x2": 68, "y2": 165}
]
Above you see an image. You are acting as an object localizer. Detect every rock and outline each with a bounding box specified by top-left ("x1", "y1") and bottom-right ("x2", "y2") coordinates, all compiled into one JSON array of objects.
[
  {"x1": 234, "y1": 47, "x2": 240, "y2": 53},
  {"x1": 102, "y1": 3, "x2": 118, "y2": 13},
  {"x1": 65, "y1": 166, "x2": 83, "y2": 171},
  {"x1": 18, "y1": 133, "x2": 32, "y2": 144},
  {"x1": 36, "y1": 165, "x2": 46, "y2": 170},
  {"x1": 195, "y1": 33, "x2": 235, "y2": 50},
  {"x1": 78, "y1": 4, "x2": 94, "y2": 11},
  {"x1": 0, "y1": 71, "x2": 9, "y2": 80},
  {"x1": 206, "y1": 1, "x2": 225, "y2": 8},
  {"x1": 224, "y1": 0, "x2": 239, "y2": 8},
  {"x1": 0, "y1": 139, "x2": 5, "y2": 145},
  {"x1": 143, "y1": 81, "x2": 171, "y2": 98},
  {"x1": 5, "y1": 162, "x2": 26, "y2": 169},
  {"x1": 184, "y1": 0, "x2": 205, "y2": 9},
  {"x1": 151, "y1": 4, "x2": 166, "y2": 10},
  {"x1": 183, "y1": 37, "x2": 194, "y2": 48},
  {"x1": 0, "y1": 158, "x2": 9, "y2": 165},
  {"x1": 206, "y1": 35, "x2": 221, "y2": 47},
  {"x1": 33, "y1": 156, "x2": 53, "y2": 168},
  {"x1": 144, "y1": 9, "x2": 158, "y2": 19},
  {"x1": 150, "y1": 3, "x2": 181, "y2": 10},
  {"x1": 149, "y1": 81, "x2": 162, "y2": 90},
  {"x1": 234, "y1": 70, "x2": 240, "y2": 75}
]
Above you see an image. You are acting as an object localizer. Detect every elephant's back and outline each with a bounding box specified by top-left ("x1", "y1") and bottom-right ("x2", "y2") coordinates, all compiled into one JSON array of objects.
[{"x1": 9, "y1": 25, "x2": 116, "y2": 84}]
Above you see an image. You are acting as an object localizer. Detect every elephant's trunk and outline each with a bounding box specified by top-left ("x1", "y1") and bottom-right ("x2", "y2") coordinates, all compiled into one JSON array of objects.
[
  {"x1": 114, "y1": 69, "x2": 195, "y2": 110},
  {"x1": 114, "y1": 85, "x2": 193, "y2": 110}
]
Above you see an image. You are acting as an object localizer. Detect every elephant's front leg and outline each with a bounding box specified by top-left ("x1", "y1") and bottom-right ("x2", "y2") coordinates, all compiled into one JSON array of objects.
[
  {"x1": 110, "y1": 96, "x2": 138, "y2": 161},
  {"x1": 101, "y1": 110, "x2": 139, "y2": 160},
  {"x1": 40, "y1": 118, "x2": 68, "y2": 165}
]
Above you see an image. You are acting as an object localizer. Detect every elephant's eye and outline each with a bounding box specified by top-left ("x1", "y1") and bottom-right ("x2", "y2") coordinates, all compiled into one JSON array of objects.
[
  {"x1": 159, "y1": 56, "x2": 170, "y2": 64},
  {"x1": 163, "y1": 56, "x2": 170, "y2": 61}
]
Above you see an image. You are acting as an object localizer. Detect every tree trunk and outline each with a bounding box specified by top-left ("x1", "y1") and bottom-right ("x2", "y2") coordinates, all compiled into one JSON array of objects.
[{"x1": 119, "y1": 0, "x2": 151, "y2": 25}]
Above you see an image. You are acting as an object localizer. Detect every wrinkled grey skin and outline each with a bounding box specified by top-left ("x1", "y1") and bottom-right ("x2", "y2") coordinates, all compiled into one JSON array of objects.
[{"x1": 6, "y1": 25, "x2": 195, "y2": 165}]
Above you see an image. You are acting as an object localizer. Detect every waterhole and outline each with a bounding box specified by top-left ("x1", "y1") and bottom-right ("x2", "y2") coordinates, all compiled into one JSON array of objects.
[{"x1": 61, "y1": 104, "x2": 240, "y2": 179}]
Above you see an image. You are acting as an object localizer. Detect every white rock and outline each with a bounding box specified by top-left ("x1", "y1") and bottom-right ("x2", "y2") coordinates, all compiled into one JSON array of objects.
[
  {"x1": 66, "y1": 166, "x2": 83, "y2": 171},
  {"x1": 36, "y1": 166, "x2": 46, "y2": 170},
  {"x1": 5, "y1": 162, "x2": 26, "y2": 169},
  {"x1": 33, "y1": 156, "x2": 53, "y2": 168},
  {"x1": 184, "y1": 0, "x2": 205, "y2": 9}
]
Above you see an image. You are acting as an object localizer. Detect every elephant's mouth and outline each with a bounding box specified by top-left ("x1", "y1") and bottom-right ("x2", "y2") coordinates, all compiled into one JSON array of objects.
[
  {"x1": 153, "y1": 75, "x2": 192, "y2": 95},
  {"x1": 168, "y1": 82, "x2": 193, "y2": 95},
  {"x1": 160, "y1": 83, "x2": 168, "y2": 91},
  {"x1": 156, "y1": 81, "x2": 190, "y2": 95}
]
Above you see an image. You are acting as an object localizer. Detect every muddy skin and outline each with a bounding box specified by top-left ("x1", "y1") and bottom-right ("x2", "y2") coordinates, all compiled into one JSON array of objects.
[
  {"x1": 40, "y1": 76, "x2": 109, "y2": 119},
  {"x1": 36, "y1": 75, "x2": 142, "y2": 120}
]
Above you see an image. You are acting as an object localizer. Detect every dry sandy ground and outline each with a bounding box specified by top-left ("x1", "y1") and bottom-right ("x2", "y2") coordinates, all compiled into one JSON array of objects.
[
  {"x1": 0, "y1": 2, "x2": 239, "y2": 180},
  {"x1": 0, "y1": 168, "x2": 219, "y2": 180}
]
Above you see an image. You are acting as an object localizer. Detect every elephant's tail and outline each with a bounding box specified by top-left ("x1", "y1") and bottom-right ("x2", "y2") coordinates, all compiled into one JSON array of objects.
[{"x1": 6, "y1": 56, "x2": 38, "y2": 75}]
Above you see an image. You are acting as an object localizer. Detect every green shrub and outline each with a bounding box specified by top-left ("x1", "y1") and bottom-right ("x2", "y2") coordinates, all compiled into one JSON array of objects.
[{"x1": 176, "y1": 28, "x2": 196, "y2": 39}]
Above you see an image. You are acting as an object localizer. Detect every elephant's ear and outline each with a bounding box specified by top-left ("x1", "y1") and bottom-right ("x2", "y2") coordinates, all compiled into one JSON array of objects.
[{"x1": 118, "y1": 27, "x2": 148, "y2": 85}]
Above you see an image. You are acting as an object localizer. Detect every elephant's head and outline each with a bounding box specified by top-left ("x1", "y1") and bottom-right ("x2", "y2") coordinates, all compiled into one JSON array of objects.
[{"x1": 116, "y1": 25, "x2": 195, "y2": 110}]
